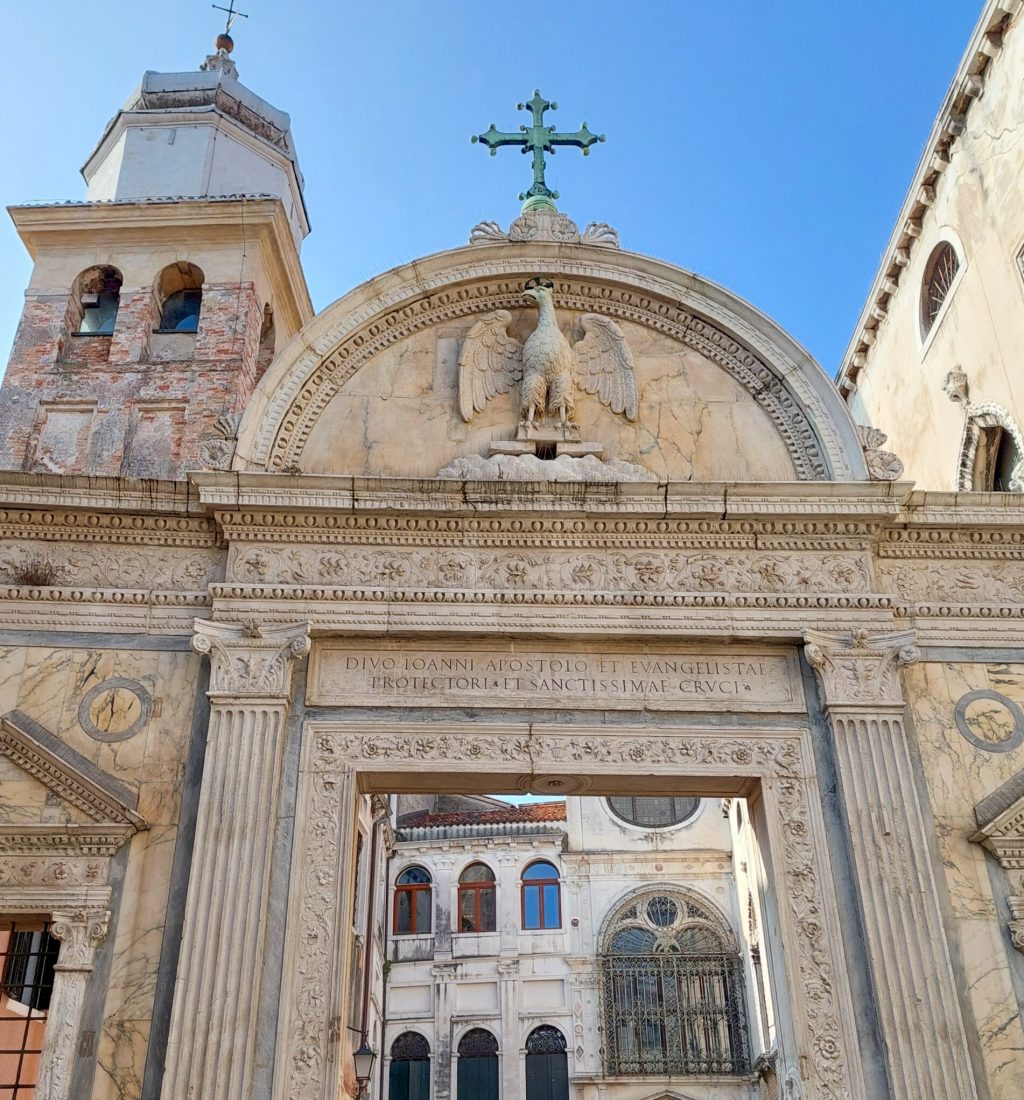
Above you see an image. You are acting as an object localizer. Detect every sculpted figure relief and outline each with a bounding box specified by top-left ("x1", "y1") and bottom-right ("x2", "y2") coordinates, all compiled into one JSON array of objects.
[{"x1": 457, "y1": 279, "x2": 638, "y2": 428}]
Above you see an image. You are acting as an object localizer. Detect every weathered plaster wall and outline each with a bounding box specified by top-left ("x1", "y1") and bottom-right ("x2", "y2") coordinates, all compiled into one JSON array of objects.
[
  {"x1": 849, "y1": 13, "x2": 1024, "y2": 489},
  {"x1": 905, "y1": 659, "x2": 1024, "y2": 1100},
  {"x1": 0, "y1": 644, "x2": 200, "y2": 1100}
]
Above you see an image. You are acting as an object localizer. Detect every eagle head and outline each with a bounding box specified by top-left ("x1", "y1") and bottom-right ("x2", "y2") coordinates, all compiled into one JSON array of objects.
[{"x1": 523, "y1": 277, "x2": 554, "y2": 307}]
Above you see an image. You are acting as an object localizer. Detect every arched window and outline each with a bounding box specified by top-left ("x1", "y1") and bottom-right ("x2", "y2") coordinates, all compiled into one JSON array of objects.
[
  {"x1": 156, "y1": 262, "x2": 204, "y2": 333},
  {"x1": 606, "y1": 796, "x2": 700, "y2": 829},
  {"x1": 458, "y1": 863, "x2": 496, "y2": 933},
  {"x1": 600, "y1": 891, "x2": 749, "y2": 1077},
  {"x1": 389, "y1": 1032, "x2": 430, "y2": 1100},
  {"x1": 921, "y1": 241, "x2": 960, "y2": 336},
  {"x1": 457, "y1": 1029, "x2": 498, "y2": 1100},
  {"x1": 75, "y1": 266, "x2": 122, "y2": 334},
  {"x1": 525, "y1": 1027, "x2": 568, "y2": 1100},
  {"x1": 394, "y1": 867, "x2": 432, "y2": 935},
  {"x1": 959, "y1": 406, "x2": 1024, "y2": 493},
  {"x1": 522, "y1": 861, "x2": 561, "y2": 930}
]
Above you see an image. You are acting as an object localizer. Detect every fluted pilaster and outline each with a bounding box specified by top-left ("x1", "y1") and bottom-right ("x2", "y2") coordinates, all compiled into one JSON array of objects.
[
  {"x1": 805, "y1": 629, "x2": 978, "y2": 1100},
  {"x1": 161, "y1": 619, "x2": 310, "y2": 1100}
]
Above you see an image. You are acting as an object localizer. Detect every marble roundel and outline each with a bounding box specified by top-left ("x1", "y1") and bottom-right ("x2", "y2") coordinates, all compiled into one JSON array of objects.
[
  {"x1": 78, "y1": 677, "x2": 153, "y2": 742},
  {"x1": 954, "y1": 689, "x2": 1024, "y2": 753}
]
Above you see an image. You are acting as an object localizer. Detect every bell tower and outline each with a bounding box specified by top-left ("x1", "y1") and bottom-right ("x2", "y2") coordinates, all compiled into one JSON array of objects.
[{"x1": 0, "y1": 32, "x2": 312, "y2": 478}]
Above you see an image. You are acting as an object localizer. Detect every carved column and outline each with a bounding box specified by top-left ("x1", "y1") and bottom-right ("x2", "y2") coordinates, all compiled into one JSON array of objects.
[
  {"x1": 161, "y1": 619, "x2": 310, "y2": 1100},
  {"x1": 36, "y1": 909, "x2": 109, "y2": 1100},
  {"x1": 804, "y1": 630, "x2": 979, "y2": 1100}
]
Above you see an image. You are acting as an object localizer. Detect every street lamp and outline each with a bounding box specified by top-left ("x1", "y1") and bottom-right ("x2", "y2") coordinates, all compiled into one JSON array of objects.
[{"x1": 353, "y1": 1038, "x2": 376, "y2": 1099}]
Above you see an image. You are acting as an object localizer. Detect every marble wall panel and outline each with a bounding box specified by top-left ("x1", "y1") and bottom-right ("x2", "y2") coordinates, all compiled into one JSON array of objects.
[
  {"x1": 905, "y1": 660, "x2": 1024, "y2": 1100},
  {"x1": 0, "y1": 644, "x2": 201, "y2": 1100}
]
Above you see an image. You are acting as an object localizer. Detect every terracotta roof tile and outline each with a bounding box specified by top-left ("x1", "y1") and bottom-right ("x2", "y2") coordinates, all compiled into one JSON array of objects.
[{"x1": 399, "y1": 801, "x2": 567, "y2": 828}]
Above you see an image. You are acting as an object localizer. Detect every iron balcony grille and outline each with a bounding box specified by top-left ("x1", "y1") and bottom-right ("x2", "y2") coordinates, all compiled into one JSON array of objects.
[{"x1": 601, "y1": 953, "x2": 750, "y2": 1077}]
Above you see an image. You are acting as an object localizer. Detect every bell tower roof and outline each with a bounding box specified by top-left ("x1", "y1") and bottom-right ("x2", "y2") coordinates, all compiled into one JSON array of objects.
[{"x1": 80, "y1": 37, "x2": 309, "y2": 248}]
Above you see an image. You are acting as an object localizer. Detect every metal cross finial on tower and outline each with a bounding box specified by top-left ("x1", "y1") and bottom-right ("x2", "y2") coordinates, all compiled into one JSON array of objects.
[
  {"x1": 472, "y1": 91, "x2": 605, "y2": 209},
  {"x1": 212, "y1": 0, "x2": 248, "y2": 36}
]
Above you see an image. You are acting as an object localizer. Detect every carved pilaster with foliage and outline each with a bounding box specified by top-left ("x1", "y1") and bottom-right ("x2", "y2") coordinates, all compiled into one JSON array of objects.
[{"x1": 36, "y1": 910, "x2": 109, "y2": 1100}]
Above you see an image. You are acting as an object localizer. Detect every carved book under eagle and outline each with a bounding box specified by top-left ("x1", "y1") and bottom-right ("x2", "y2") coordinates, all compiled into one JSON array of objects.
[{"x1": 457, "y1": 281, "x2": 638, "y2": 427}]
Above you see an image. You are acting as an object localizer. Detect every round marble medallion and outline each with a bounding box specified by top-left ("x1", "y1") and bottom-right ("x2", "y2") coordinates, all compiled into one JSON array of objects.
[
  {"x1": 954, "y1": 689, "x2": 1024, "y2": 753},
  {"x1": 78, "y1": 678, "x2": 152, "y2": 742}
]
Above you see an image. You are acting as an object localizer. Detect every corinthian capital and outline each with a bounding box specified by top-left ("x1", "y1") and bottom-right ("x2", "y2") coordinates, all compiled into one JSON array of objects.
[
  {"x1": 49, "y1": 909, "x2": 109, "y2": 970},
  {"x1": 192, "y1": 618, "x2": 311, "y2": 698},
  {"x1": 804, "y1": 629, "x2": 919, "y2": 708}
]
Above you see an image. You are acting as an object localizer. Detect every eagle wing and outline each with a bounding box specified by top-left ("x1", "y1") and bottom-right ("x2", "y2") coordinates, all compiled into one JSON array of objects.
[
  {"x1": 572, "y1": 314, "x2": 638, "y2": 421},
  {"x1": 457, "y1": 310, "x2": 524, "y2": 423}
]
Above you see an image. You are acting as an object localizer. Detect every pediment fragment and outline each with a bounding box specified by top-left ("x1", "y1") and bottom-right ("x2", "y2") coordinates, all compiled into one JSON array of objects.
[{"x1": 0, "y1": 709, "x2": 147, "y2": 830}]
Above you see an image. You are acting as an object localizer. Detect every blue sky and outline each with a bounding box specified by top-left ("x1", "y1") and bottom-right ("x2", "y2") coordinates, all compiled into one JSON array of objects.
[{"x1": 0, "y1": 2, "x2": 979, "y2": 375}]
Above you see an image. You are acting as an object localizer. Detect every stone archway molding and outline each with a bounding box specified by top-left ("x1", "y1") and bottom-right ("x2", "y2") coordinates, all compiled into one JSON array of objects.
[
  {"x1": 274, "y1": 719, "x2": 865, "y2": 1100},
  {"x1": 234, "y1": 242, "x2": 869, "y2": 481}
]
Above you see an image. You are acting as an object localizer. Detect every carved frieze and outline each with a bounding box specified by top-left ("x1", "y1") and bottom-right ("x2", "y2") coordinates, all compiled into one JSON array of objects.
[{"x1": 230, "y1": 543, "x2": 872, "y2": 596}]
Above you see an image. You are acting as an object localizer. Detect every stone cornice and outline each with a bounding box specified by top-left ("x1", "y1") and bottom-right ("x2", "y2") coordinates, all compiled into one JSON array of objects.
[
  {"x1": 838, "y1": 0, "x2": 1020, "y2": 393},
  {"x1": 0, "y1": 710, "x2": 147, "y2": 829}
]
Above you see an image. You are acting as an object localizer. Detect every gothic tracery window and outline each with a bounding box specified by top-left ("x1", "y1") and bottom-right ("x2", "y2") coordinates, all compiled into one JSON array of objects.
[
  {"x1": 921, "y1": 241, "x2": 960, "y2": 336},
  {"x1": 600, "y1": 891, "x2": 749, "y2": 1077},
  {"x1": 457, "y1": 1029, "x2": 498, "y2": 1100},
  {"x1": 389, "y1": 1031, "x2": 430, "y2": 1100}
]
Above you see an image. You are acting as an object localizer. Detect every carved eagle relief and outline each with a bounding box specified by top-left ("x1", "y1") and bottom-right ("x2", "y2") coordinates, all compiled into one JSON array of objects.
[{"x1": 457, "y1": 282, "x2": 638, "y2": 426}]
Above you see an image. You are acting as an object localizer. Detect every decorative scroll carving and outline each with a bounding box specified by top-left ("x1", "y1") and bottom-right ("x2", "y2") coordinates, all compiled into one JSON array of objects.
[
  {"x1": 278, "y1": 724, "x2": 857, "y2": 1100},
  {"x1": 857, "y1": 425, "x2": 904, "y2": 482},
  {"x1": 192, "y1": 618, "x2": 311, "y2": 696},
  {"x1": 804, "y1": 630, "x2": 919, "y2": 708}
]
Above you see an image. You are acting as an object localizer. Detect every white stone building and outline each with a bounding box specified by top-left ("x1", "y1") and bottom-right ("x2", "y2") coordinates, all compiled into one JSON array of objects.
[{"x1": 382, "y1": 797, "x2": 762, "y2": 1100}]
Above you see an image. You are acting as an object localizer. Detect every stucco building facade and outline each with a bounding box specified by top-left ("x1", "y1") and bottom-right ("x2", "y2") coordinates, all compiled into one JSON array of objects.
[{"x1": 0, "y1": 7, "x2": 1023, "y2": 1100}]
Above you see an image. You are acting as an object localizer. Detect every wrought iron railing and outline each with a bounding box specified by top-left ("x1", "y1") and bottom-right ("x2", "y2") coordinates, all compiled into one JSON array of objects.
[{"x1": 600, "y1": 953, "x2": 750, "y2": 1076}]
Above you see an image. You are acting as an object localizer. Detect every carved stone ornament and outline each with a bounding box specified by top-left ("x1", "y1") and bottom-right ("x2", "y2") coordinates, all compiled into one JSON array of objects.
[
  {"x1": 943, "y1": 367, "x2": 969, "y2": 405},
  {"x1": 857, "y1": 424, "x2": 904, "y2": 481},
  {"x1": 192, "y1": 618, "x2": 311, "y2": 697},
  {"x1": 804, "y1": 629, "x2": 920, "y2": 708},
  {"x1": 276, "y1": 723, "x2": 859, "y2": 1100},
  {"x1": 971, "y1": 768, "x2": 1024, "y2": 953},
  {"x1": 458, "y1": 282, "x2": 637, "y2": 425},
  {"x1": 468, "y1": 210, "x2": 621, "y2": 248},
  {"x1": 35, "y1": 909, "x2": 110, "y2": 1100},
  {"x1": 198, "y1": 411, "x2": 243, "y2": 471}
]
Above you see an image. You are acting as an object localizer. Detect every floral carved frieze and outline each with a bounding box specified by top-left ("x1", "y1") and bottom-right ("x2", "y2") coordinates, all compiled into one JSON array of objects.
[
  {"x1": 192, "y1": 618, "x2": 311, "y2": 697},
  {"x1": 281, "y1": 725, "x2": 853, "y2": 1100},
  {"x1": 0, "y1": 539, "x2": 223, "y2": 591},
  {"x1": 877, "y1": 560, "x2": 1024, "y2": 604},
  {"x1": 804, "y1": 629, "x2": 919, "y2": 708},
  {"x1": 230, "y1": 544, "x2": 872, "y2": 597}
]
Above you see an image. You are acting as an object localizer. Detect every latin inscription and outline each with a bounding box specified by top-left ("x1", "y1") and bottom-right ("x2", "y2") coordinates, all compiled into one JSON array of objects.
[{"x1": 310, "y1": 644, "x2": 800, "y2": 711}]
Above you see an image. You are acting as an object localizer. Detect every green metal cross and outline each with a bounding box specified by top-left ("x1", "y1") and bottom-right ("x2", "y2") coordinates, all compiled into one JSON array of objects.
[{"x1": 472, "y1": 91, "x2": 605, "y2": 205}]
